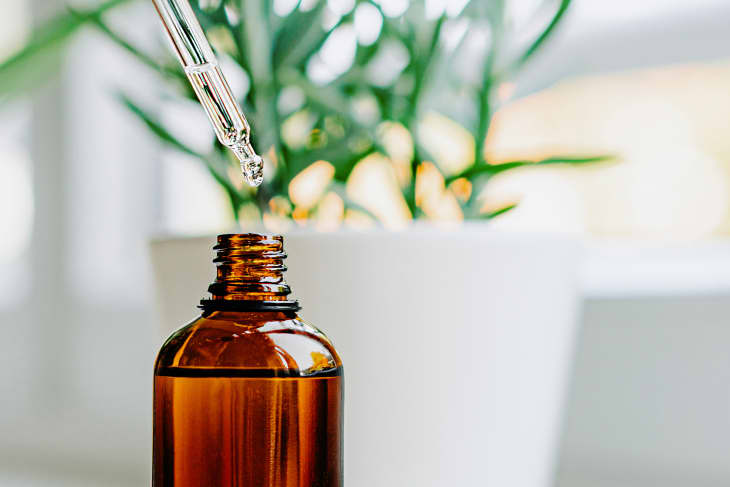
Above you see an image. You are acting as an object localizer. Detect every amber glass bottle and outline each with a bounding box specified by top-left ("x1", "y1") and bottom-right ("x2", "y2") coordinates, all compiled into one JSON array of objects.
[{"x1": 153, "y1": 234, "x2": 343, "y2": 487}]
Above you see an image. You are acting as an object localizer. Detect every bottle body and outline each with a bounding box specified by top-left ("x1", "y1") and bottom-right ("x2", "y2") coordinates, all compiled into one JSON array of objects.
[
  {"x1": 153, "y1": 310, "x2": 343, "y2": 487},
  {"x1": 153, "y1": 234, "x2": 343, "y2": 487}
]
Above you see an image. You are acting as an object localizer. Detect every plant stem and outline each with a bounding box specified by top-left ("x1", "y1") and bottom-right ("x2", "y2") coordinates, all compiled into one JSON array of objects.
[
  {"x1": 474, "y1": 2, "x2": 504, "y2": 167},
  {"x1": 240, "y1": 0, "x2": 288, "y2": 200},
  {"x1": 402, "y1": 15, "x2": 445, "y2": 215}
]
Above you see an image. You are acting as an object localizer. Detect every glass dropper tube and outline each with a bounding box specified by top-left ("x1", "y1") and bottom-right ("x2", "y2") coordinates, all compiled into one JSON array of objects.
[{"x1": 152, "y1": 0, "x2": 263, "y2": 186}]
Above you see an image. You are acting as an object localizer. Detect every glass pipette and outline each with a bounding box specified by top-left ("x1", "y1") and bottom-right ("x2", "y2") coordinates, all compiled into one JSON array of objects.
[{"x1": 152, "y1": 0, "x2": 263, "y2": 186}]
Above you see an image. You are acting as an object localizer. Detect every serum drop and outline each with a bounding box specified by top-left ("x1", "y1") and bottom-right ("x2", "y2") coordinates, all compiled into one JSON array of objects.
[{"x1": 153, "y1": 234, "x2": 343, "y2": 486}]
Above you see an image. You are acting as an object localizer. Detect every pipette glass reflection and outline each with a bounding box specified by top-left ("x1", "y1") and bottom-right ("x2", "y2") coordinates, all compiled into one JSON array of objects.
[{"x1": 152, "y1": 0, "x2": 263, "y2": 186}]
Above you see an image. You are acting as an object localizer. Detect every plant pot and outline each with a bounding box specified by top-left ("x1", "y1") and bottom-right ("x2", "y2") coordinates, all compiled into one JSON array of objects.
[{"x1": 149, "y1": 225, "x2": 580, "y2": 487}]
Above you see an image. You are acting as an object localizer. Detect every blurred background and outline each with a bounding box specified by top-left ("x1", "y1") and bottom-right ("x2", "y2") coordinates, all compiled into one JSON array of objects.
[{"x1": 2, "y1": 0, "x2": 730, "y2": 485}]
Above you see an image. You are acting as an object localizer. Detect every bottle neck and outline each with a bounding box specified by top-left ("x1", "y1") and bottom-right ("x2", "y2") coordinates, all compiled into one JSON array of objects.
[{"x1": 200, "y1": 234, "x2": 299, "y2": 311}]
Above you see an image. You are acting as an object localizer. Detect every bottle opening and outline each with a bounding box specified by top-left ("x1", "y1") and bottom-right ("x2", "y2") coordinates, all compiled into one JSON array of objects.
[{"x1": 199, "y1": 233, "x2": 300, "y2": 311}]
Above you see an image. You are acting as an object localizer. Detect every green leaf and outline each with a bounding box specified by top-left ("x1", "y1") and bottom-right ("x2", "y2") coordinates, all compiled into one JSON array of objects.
[
  {"x1": 0, "y1": 0, "x2": 130, "y2": 100},
  {"x1": 190, "y1": 0, "x2": 229, "y2": 30},
  {"x1": 272, "y1": 1, "x2": 325, "y2": 68},
  {"x1": 501, "y1": 0, "x2": 571, "y2": 77},
  {"x1": 480, "y1": 202, "x2": 517, "y2": 219},
  {"x1": 118, "y1": 92, "x2": 243, "y2": 205},
  {"x1": 331, "y1": 144, "x2": 378, "y2": 182},
  {"x1": 286, "y1": 132, "x2": 377, "y2": 181},
  {"x1": 72, "y1": 8, "x2": 185, "y2": 81},
  {"x1": 278, "y1": 68, "x2": 374, "y2": 133},
  {"x1": 276, "y1": 5, "x2": 357, "y2": 72},
  {"x1": 375, "y1": 6, "x2": 411, "y2": 48},
  {"x1": 118, "y1": 93, "x2": 200, "y2": 158},
  {"x1": 449, "y1": 155, "x2": 613, "y2": 183}
]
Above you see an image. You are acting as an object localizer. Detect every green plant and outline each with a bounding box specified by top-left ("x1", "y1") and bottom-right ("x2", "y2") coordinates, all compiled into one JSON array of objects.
[{"x1": 0, "y1": 0, "x2": 607, "y2": 225}]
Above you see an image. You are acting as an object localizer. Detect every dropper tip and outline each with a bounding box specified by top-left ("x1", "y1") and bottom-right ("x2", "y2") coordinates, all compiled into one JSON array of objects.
[
  {"x1": 230, "y1": 143, "x2": 264, "y2": 187},
  {"x1": 241, "y1": 154, "x2": 264, "y2": 187}
]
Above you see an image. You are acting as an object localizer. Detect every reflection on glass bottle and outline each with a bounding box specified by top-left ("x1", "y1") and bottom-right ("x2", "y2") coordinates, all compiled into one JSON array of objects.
[{"x1": 153, "y1": 234, "x2": 343, "y2": 487}]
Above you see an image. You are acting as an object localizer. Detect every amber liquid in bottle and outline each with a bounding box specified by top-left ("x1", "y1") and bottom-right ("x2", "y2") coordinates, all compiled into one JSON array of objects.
[{"x1": 153, "y1": 234, "x2": 343, "y2": 487}]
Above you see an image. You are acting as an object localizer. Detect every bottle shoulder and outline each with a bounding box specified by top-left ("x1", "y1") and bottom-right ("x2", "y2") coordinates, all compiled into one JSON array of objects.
[{"x1": 155, "y1": 310, "x2": 341, "y2": 376}]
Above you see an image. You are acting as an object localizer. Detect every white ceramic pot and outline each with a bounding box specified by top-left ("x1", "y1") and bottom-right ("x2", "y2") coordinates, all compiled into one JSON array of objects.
[{"x1": 150, "y1": 225, "x2": 580, "y2": 487}]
